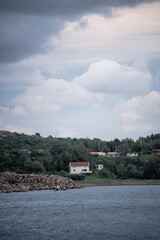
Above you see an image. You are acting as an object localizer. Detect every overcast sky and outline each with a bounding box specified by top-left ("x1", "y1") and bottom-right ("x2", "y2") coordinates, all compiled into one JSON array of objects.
[{"x1": 0, "y1": 0, "x2": 160, "y2": 140}]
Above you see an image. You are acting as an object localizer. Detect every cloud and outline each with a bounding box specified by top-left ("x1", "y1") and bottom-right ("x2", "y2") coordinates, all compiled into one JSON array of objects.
[
  {"x1": 0, "y1": 106, "x2": 27, "y2": 117},
  {"x1": 3, "y1": 124, "x2": 34, "y2": 135},
  {"x1": 121, "y1": 112, "x2": 142, "y2": 121},
  {"x1": 0, "y1": 60, "x2": 44, "y2": 88},
  {"x1": 123, "y1": 123, "x2": 152, "y2": 133},
  {"x1": 74, "y1": 60, "x2": 152, "y2": 95},
  {"x1": 119, "y1": 90, "x2": 160, "y2": 114},
  {"x1": 117, "y1": 90, "x2": 160, "y2": 134},
  {"x1": 1, "y1": 0, "x2": 155, "y2": 15},
  {"x1": 0, "y1": 0, "x2": 158, "y2": 63},
  {"x1": 58, "y1": 127, "x2": 78, "y2": 138},
  {"x1": 13, "y1": 78, "x2": 103, "y2": 114},
  {"x1": 12, "y1": 59, "x2": 153, "y2": 116},
  {"x1": 0, "y1": 59, "x2": 157, "y2": 138},
  {"x1": 1, "y1": 0, "x2": 159, "y2": 89},
  {"x1": 10, "y1": 106, "x2": 26, "y2": 116},
  {"x1": 0, "y1": 13, "x2": 64, "y2": 63},
  {"x1": 0, "y1": 107, "x2": 10, "y2": 114}
]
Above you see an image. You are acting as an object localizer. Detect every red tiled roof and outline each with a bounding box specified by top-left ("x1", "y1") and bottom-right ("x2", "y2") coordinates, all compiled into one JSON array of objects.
[
  {"x1": 90, "y1": 152, "x2": 100, "y2": 154},
  {"x1": 70, "y1": 162, "x2": 89, "y2": 167}
]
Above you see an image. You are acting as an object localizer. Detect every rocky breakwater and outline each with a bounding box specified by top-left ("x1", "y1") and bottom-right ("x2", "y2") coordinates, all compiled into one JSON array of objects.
[{"x1": 0, "y1": 172, "x2": 80, "y2": 193}]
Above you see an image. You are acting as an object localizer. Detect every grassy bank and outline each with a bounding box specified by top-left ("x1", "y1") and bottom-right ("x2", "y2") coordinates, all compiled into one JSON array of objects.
[{"x1": 74, "y1": 178, "x2": 160, "y2": 187}]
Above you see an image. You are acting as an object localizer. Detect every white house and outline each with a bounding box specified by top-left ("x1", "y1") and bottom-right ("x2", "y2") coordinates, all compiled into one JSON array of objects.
[
  {"x1": 90, "y1": 152, "x2": 106, "y2": 156},
  {"x1": 95, "y1": 164, "x2": 104, "y2": 170},
  {"x1": 69, "y1": 162, "x2": 92, "y2": 174},
  {"x1": 126, "y1": 153, "x2": 138, "y2": 157},
  {"x1": 107, "y1": 152, "x2": 118, "y2": 157}
]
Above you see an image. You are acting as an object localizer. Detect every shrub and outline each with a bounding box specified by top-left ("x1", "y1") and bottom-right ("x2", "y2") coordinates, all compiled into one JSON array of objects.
[
  {"x1": 69, "y1": 174, "x2": 85, "y2": 181},
  {"x1": 99, "y1": 169, "x2": 112, "y2": 178}
]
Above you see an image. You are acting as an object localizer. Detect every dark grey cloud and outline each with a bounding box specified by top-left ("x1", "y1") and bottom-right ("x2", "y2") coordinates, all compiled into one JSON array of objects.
[
  {"x1": 1, "y1": 0, "x2": 157, "y2": 15},
  {"x1": 0, "y1": 0, "x2": 158, "y2": 63},
  {"x1": 0, "y1": 13, "x2": 64, "y2": 63}
]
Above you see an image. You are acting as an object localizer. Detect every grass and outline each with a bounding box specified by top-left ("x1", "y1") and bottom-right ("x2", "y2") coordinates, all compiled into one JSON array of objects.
[
  {"x1": 76, "y1": 172, "x2": 160, "y2": 187},
  {"x1": 74, "y1": 178, "x2": 160, "y2": 188},
  {"x1": 85, "y1": 172, "x2": 104, "y2": 180}
]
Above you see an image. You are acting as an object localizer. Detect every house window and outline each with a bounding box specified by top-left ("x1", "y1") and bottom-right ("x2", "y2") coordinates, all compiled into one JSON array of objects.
[{"x1": 82, "y1": 169, "x2": 87, "y2": 172}]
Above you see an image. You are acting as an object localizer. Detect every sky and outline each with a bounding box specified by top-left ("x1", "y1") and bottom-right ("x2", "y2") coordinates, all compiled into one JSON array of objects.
[{"x1": 0, "y1": 0, "x2": 160, "y2": 141}]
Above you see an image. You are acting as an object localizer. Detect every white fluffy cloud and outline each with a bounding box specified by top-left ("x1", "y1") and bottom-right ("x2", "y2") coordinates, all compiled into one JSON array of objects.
[
  {"x1": 10, "y1": 59, "x2": 153, "y2": 117},
  {"x1": 54, "y1": 2, "x2": 160, "y2": 62},
  {"x1": 119, "y1": 91, "x2": 160, "y2": 114},
  {"x1": 74, "y1": 60, "x2": 152, "y2": 95},
  {"x1": 117, "y1": 90, "x2": 160, "y2": 134},
  {"x1": 0, "y1": 59, "x2": 158, "y2": 139},
  {"x1": 13, "y1": 77, "x2": 103, "y2": 115}
]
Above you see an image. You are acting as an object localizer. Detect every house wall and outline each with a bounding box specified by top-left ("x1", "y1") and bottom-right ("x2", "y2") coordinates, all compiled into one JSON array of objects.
[
  {"x1": 98, "y1": 164, "x2": 103, "y2": 170},
  {"x1": 70, "y1": 166, "x2": 90, "y2": 174},
  {"x1": 126, "y1": 153, "x2": 138, "y2": 157},
  {"x1": 98, "y1": 152, "x2": 106, "y2": 156},
  {"x1": 96, "y1": 164, "x2": 104, "y2": 170},
  {"x1": 107, "y1": 152, "x2": 118, "y2": 157}
]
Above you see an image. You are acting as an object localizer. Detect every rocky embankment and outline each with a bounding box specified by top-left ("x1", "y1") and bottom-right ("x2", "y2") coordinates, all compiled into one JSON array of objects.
[{"x1": 0, "y1": 172, "x2": 80, "y2": 193}]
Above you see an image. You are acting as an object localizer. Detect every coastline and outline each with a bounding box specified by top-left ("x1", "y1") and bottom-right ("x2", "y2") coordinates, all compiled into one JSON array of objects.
[{"x1": 74, "y1": 179, "x2": 160, "y2": 188}]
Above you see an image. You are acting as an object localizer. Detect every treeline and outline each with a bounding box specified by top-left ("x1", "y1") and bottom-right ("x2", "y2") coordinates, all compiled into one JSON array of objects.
[
  {"x1": 0, "y1": 131, "x2": 160, "y2": 179},
  {"x1": 93, "y1": 155, "x2": 160, "y2": 180}
]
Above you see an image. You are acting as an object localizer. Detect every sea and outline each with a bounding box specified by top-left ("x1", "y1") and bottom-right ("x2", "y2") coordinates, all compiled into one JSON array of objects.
[{"x1": 0, "y1": 186, "x2": 160, "y2": 240}]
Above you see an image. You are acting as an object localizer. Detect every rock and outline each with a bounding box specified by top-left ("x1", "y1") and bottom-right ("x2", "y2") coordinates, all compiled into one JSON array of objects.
[
  {"x1": 0, "y1": 172, "x2": 80, "y2": 193},
  {"x1": 0, "y1": 130, "x2": 17, "y2": 139}
]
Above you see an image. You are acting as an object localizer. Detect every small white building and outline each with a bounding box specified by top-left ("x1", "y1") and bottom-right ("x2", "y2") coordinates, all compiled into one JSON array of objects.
[
  {"x1": 126, "y1": 153, "x2": 138, "y2": 157},
  {"x1": 90, "y1": 152, "x2": 106, "y2": 156},
  {"x1": 69, "y1": 162, "x2": 92, "y2": 174},
  {"x1": 107, "y1": 152, "x2": 118, "y2": 157},
  {"x1": 95, "y1": 164, "x2": 104, "y2": 170}
]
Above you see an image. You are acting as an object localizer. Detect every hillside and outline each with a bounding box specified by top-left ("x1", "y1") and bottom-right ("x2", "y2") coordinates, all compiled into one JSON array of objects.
[{"x1": 0, "y1": 131, "x2": 160, "y2": 179}]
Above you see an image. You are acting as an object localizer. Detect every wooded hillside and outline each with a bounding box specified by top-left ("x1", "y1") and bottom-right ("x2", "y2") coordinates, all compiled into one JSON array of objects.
[{"x1": 0, "y1": 131, "x2": 160, "y2": 179}]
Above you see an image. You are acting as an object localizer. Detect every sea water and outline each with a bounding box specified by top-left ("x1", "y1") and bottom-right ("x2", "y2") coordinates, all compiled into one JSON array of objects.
[{"x1": 0, "y1": 186, "x2": 160, "y2": 240}]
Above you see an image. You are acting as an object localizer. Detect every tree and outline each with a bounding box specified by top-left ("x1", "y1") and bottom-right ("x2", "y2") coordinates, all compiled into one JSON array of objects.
[
  {"x1": 119, "y1": 143, "x2": 130, "y2": 156},
  {"x1": 101, "y1": 145, "x2": 110, "y2": 153},
  {"x1": 114, "y1": 138, "x2": 121, "y2": 151},
  {"x1": 117, "y1": 163, "x2": 127, "y2": 179},
  {"x1": 126, "y1": 164, "x2": 139, "y2": 178},
  {"x1": 24, "y1": 159, "x2": 45, "y2": 173},
  {"x1": 35, "y1": 132, "x2": 41, "y2": 137},
  {"x1": 152, "y1": 139, "x2": 160, "y2": 149},
  {"x1": 131, "y1": 142, "x2": 141, "y2": 154},
  {"x1": 99, "y1": 168, "x2": 112, "y2": 178},
  {"x1": 107, "y1": 160, "x2": 117, "y2": 175}
]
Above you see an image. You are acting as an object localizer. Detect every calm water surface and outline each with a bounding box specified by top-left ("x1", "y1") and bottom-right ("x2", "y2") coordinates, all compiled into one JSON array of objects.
[{"x1": 0, "y1": 186, "x2": 160, "y2": 240}]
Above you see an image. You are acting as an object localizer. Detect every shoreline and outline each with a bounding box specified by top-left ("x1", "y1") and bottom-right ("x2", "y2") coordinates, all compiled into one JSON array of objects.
[{"x1": 74, "y1": 179, "x2": 160, "y2": 188}]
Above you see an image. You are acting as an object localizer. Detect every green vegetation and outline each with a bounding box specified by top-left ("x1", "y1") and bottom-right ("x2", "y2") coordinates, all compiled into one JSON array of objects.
[
  {"x1": 85, "y1": 171, "x2": 104, "y2": 180},
  {"x1": 0, "y1": 131, "x2": 160, "y2": 180},
  {"x1": 74, "y1": 179, "x2": 160, "y2": 187}
]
